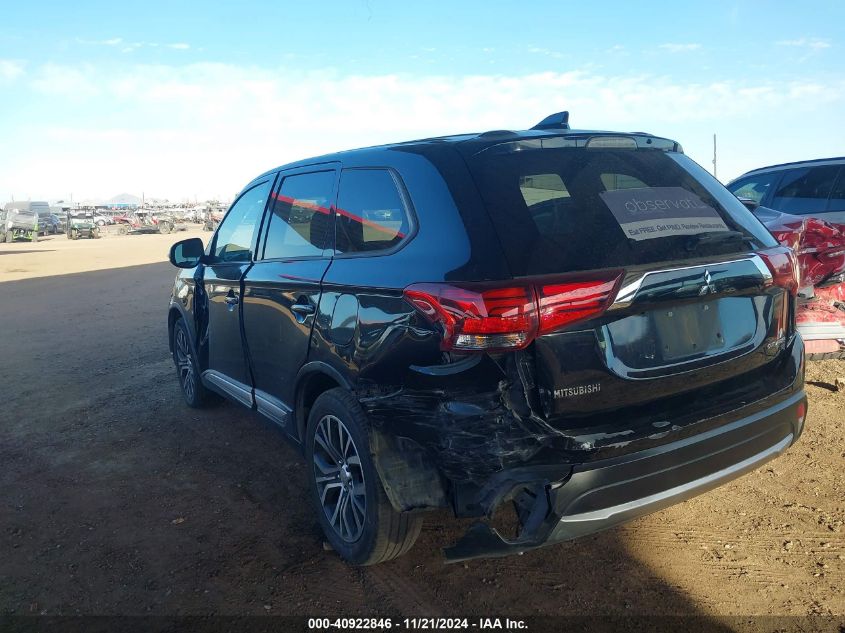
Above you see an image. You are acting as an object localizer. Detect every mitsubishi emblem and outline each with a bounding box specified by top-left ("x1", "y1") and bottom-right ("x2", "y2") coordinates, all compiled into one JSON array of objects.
[{"x1": 699, "y1": 269, "x2": 717, "y2": 295}]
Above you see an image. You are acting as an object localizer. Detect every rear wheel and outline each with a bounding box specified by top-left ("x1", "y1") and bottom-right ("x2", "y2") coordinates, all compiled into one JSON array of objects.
[
  {"x1": 159, "y1": 222, "x2": 172, "y2": 235},
  {"x1": 172, "y1": 318, "x2": 219, "y2": 408},
  {"x1": 306, "y1": 388, "x2": 422, "y2": 565}
]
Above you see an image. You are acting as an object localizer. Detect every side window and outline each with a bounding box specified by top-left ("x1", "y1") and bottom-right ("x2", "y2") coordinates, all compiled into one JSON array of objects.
[
  {"x1": 335, "y1": 169, "x2": 411, "y2": 254},
  {"x1": 262, "y1": 171, "x2": 336, "y2": 259},
  {"x1": 728, "y1": 172, "x2": 780, "y2": 204},
  {"x1": 771, "y1": 166, "x2": 838, "y2": 214},
  {"x1": 826, "y1": 167, "x2": 845, "y2": 212},
  {"x1": 213, "y1": 180, "x2": 272, "y2": 262}
]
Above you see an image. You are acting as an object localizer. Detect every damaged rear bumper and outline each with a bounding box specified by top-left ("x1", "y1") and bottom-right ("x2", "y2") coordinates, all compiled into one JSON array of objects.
[{"x1": 444, "y1": 389, "x2": 807, "y2": 562}]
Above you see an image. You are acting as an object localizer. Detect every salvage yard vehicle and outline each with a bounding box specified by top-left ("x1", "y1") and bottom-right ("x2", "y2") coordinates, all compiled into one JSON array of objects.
[
  {"x1": 728, "y1": 157, "x2": 845, "y2": 225},
  {"x1": 167, "y1": 112, "x2": 807, "y2": 565},
  {"x1": 2, "y1": 201, "x2": 43, "y2": 242},
  {"x1": 66, "y1": 211, "x2": 101, "y2": 240},
  {"x1": 751, "y1": 204, "x2": 845, "y2": 360},
  {"x1": 115, "y1": 210, "x2": 184, "y2": 234}
]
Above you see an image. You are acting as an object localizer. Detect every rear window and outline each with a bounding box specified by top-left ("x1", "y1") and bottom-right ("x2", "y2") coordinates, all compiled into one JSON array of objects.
[{"x1": 466, "y1": 147, "x2": 776, "y2": 276}]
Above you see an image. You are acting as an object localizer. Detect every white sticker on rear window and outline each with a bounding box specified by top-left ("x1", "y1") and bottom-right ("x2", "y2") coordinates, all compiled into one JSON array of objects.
[{"x1": 599, "y1": 187, "x2": 729, "y2": 241}]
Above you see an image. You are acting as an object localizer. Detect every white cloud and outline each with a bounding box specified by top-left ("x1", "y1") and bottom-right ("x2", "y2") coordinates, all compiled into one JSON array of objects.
[
  {"x1": 78, "y1": 38, "x2": 190, "y2": 53},
  {"x1": 78, "y1": 37, "x2": 123, "y2": 46},
  {"x1": 3, "y1": 62, "x2": 844, "y2": 201},
  {"x1": 0, "y1": 59, "x2": 25, "y2": 81},
  {"x1": 659, "y1": 43, "x2": 702, "y2": 53},
  {"x1": 777, "y1": 37, "x2": 831, "y2": 50}
]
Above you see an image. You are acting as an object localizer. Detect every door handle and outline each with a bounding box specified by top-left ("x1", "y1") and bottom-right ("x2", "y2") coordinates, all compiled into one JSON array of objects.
[
  {"x1": 290, "y1": 302, "x2": 316, "y2": 323},
  {"x1": 224, "y1": 293, "x2": 240, "y2": 311},
  {"x1": 290, "y1": 303, "x2": 315, "y2": 315}
]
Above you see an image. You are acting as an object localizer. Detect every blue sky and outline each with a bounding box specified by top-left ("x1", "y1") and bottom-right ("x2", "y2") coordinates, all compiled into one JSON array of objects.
[{"x1": 1, "y1": 0, "x2": 843, "y2": 202}]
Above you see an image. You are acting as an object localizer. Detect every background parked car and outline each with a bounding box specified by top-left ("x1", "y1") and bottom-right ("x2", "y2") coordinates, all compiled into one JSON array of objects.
[
  {"x1": 36, "y1": 210, "x2": 61, "y2": 235},
  {"x1": 747, "y1": 203, "x2": 845, "y2": 360},
  {"x1": 727, "y1": 157, "x2": 845, "y2": 224}
]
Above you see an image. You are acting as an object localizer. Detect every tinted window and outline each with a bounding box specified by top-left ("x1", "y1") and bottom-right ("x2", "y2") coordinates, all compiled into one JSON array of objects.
[
  {"x1": 465, "y1": 148, "x2": 775, "y2": 276},
  {"x1": 212, "y1": 180, "x2": 272, "y2": 262},
  {"x1": 262, "y1": 171, "x2": 335, "y2": 259},
  {"x1": 824, "y1": 167, "x2": 845, "y2": 212},
  {"x1": 335, "y1": 169, "x2": 411, "y2": 254},
  {"x1": 728, "y1": 172, "x2": 780, "y2": 205},
  {"x1": 771, "y1": 166, "x2": 838, "y2": 214}
]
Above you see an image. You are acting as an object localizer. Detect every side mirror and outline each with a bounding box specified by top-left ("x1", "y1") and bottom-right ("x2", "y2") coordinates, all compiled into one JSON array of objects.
[{"x1": 169, "y1": 237, "x2": 205, "y2": 268}]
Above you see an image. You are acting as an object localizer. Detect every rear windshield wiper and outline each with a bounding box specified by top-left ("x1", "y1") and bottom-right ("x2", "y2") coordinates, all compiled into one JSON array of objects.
[{"x1": 685, "y1": 230, "x2": 754, "y2": 251}]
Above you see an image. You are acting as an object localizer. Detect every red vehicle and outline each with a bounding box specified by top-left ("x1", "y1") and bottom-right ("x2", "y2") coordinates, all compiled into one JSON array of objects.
[{"x1": 752, "y1": 205, "x2": 845, "y2": 360}]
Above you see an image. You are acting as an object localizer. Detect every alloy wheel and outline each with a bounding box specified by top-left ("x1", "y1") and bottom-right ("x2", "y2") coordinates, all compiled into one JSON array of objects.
[
  {"x1": 174, "y1": 328, "x2": 196, "y2": 401},
  {"x1": 312, "y1": 414, "x2": 367, "y2": 542}
]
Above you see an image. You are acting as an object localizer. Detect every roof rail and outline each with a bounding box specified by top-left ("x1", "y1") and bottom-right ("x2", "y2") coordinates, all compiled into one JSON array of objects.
[{"x1": 531, "y1": 111, "x2": 570, "y2": 131}]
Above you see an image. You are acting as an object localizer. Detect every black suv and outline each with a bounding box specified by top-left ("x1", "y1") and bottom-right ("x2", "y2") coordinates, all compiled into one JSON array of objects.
[
  {"x1": 168, "y1": 113, "x2": 807, "y2": 565},
  {"x1": 727, "y1": 157, "x2": 845, "y2": 224}
]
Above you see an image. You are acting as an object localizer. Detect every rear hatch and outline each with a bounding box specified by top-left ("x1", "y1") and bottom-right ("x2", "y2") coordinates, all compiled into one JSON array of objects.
[{"x1": 458, "y1": 134, "x2": 798, "y2": 440}]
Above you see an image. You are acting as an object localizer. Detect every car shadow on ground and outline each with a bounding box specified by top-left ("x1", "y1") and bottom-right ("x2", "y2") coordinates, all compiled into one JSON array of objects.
[{"x1": 0, "y1": 263, "x2": 740, "y2": 629}]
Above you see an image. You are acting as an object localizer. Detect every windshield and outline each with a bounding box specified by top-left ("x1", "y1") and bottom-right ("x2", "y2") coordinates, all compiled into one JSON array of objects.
[{"x1": 465, "y1": 147, "x2": 776, "y2": 276}]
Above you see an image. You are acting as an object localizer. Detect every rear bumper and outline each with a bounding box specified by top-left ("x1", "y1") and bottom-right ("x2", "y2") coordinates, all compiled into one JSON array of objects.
[{"x1": 444, "y1": 388, "x2": 807, "y2": 562}]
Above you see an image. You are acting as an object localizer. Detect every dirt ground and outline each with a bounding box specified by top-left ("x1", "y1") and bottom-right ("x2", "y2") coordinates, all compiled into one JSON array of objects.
[{"x1": 0, "y1": 230, "x2": 843, "y2": 621}]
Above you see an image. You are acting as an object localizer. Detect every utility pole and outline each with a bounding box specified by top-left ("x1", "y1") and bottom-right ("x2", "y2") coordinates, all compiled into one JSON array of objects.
[{"x1": 712, "y1": 133, "x2": 718, "y2": 180}]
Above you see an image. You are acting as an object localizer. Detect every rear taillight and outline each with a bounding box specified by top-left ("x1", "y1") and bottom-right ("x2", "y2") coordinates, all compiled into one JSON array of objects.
[
  {"x1": 537, "y1": 276, "x2": 622, "y2": 334},
  {"x1": 758, "y1": 246, "x2": 799, "y2": 295},
  {"x1": 404, "y1": 271, "x2": 622, "y2": 352},
  {"x1": 758, "y1": 246, "x2": 798, "y2": 340},
  {"x1": 404, "y1": 284, "x2": 537, "y2": 351}
]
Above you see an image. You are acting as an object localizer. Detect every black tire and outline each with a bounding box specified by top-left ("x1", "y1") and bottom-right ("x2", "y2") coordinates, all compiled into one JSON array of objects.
[
  {"x1": 305, "y1": 388, "x2": 422, "y2": 565},
  {"x1": 4, "y1": 231, "x2": 12, "y2": 243},
  {"x1": 92, "y1": 227, "x2": 101, "y2": 239},
  {"x1": 159, "y1": 222, "x2": 172, "y2": 235},
  {"x1": 171, "y1": 318, "x2": 220, "y2": 408}
]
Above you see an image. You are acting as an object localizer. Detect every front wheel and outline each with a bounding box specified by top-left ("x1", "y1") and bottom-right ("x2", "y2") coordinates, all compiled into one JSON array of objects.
[
  {"x1": 306, "y1": 388, "x2": 422, "y2": 565},
  {"x1": 172, "y1": 318, "x2": 219, "y2": 408}
]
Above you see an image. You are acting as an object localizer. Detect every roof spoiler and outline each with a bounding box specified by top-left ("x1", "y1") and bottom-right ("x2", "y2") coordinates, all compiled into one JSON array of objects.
[{"x1": 531, "y1": 111, "x2": 570, "y2": 131}]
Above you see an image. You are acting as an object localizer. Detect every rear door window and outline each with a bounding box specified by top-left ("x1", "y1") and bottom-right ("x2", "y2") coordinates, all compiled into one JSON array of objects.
[
  {"x1": 262, "y1": 170, "x2": 336, "y2": 260},
  {"x1": 334, "y1": 169, "x2": 412, "y2": 254},
  {"x1": 770, "y1": 166, "x2": 838, "y2": 215},
  {"x1": 465, "y1": 147, "x2": 775, "y2": 276}
]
